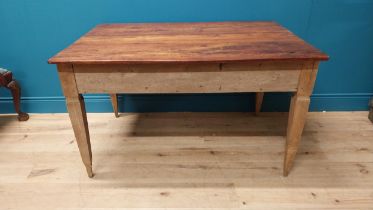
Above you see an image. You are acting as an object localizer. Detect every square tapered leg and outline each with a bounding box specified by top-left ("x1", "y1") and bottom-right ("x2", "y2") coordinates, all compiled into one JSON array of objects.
[{"x1": 58, "y1": 64, "x2": 93, "y2": 178}]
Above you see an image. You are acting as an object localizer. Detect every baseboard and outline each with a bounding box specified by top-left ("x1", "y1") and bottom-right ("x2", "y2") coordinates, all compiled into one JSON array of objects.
[
  {"x1": 309, "y1": 93, "x2": 372, "y2": 111},
  {"x1": 0, "y1": 93, "x2": 371, "y2": 113}
]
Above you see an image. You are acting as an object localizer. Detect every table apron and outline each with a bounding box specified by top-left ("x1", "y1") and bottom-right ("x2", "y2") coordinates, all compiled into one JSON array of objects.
[{"x1": 73, "y1": 62, "x2": 306, "y2": 94}]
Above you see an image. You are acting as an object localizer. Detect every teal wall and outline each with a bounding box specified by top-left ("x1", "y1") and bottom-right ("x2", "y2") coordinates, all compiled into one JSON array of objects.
[{"x1": 1, "y1": 0, "x2": 373, "y2": 113}]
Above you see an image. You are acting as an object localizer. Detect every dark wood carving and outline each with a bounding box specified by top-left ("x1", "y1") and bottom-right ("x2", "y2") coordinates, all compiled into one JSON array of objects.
[{"x1": 0, "y1": 68, "x2": 29, "y2": 121}]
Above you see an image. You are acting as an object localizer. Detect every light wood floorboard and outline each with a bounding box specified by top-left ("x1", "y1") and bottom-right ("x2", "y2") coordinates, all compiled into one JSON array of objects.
[{"x1": 0, "y1": 112, "x2": 372, "y2": 209}]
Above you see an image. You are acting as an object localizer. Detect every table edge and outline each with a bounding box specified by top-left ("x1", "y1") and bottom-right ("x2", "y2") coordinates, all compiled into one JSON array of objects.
[{"x1": 48, "y1": 57, "x2": 329, "y2": 65}]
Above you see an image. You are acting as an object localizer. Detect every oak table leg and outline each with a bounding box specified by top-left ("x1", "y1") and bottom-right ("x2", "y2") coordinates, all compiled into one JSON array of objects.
[
  {"x1": 110, "y1": 94, "x2": 119, "y2": 118},
  {"x1": 58, "y1": 64, "x2": 93, "y2": 178},
  {"x1": 283, "y1": 62, "x2": 319, "y2": 176},
  {"x1": 66, "y1": 95, "x2": 93, "y2": 177},
  {"x1": 255, "y1": 92, "x2": 264, "y2": 115},
  {"x1": 283, "y1": 94, "x2": 310, "y2": 176}
]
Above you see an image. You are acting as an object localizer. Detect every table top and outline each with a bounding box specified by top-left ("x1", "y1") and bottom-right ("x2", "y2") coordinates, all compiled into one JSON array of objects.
[{"x1": 48, "y1": 22, "x2": 329, "y2": 64}]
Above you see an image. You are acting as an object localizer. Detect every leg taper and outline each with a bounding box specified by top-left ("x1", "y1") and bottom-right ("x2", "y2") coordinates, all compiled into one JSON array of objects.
[
  {"x1": 283, "y1": 95, "x2": 310, "y2": 176},
  {"x1": 66, "y1": 95, "x2": 93, "y2": 177},
  {"x1": 283, "y1": 61, "x2": 319, "y2": 176},
  {"x1": 58, "y1": 64, "x2": 93, "y2": 178},
  {"x1": 255, "y1": 92, "x2": 264, "y2": 115},
  {"x1": 110, "y1": 94, "x2": 119, "y2": 118}
]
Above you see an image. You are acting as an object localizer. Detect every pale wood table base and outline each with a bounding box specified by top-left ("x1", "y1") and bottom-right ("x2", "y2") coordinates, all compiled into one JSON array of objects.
[
  {"x1": 57, "y1": 61, "x2": 319, "y2": 178},
  {"x1": 110, "y1": 94, "x2": 119, "y2": 118}
]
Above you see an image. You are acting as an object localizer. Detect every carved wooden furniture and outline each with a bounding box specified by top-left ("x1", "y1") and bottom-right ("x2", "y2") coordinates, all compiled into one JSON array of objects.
[
  {"x1": 49, "y1": 22, "x2": 328, "y2": 178},
  {"x1": 0, "y1": 68, "x2": 29, "y2": 121}
]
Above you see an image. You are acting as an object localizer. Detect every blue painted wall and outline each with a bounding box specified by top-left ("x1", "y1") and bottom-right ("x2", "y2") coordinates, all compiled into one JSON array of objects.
[{"x1": 1, "y1": 0, "x2": 373, "y2": 113}]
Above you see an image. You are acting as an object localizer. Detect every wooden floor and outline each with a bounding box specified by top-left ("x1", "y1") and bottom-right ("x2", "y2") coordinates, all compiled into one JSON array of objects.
[{"x1": 0, "y1": 112, "x2": 372, "y2": 210}]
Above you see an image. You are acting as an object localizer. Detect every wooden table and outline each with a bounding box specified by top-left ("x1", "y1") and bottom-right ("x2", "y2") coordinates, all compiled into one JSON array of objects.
[{"x1": 49, "y1": 22, "x2": 328, "y2": 178}]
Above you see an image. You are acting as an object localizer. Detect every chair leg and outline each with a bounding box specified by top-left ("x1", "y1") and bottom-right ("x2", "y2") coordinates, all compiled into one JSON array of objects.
[
  {"x1": 255, "y1": 92, "x2": 264, "y2": 115},
  {"x1": 7, "y1": 80, "x2": 29, "y2": 121},
  {"x1": 110, "y1": 94, "x2": 119, "y2": 118}
]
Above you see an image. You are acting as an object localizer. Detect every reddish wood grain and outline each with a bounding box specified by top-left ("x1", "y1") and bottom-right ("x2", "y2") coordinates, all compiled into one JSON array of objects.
[{"x1": 48, "y1": 22, "x2": 329, "y2": 64}]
